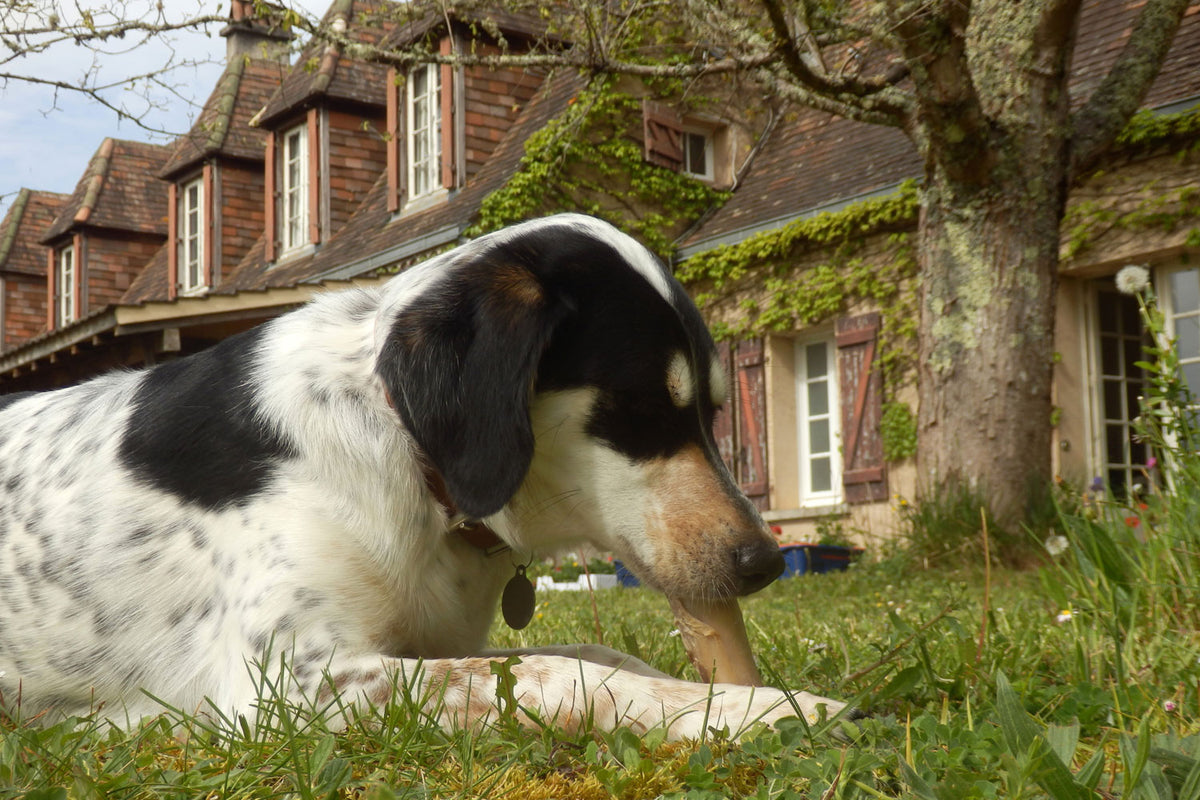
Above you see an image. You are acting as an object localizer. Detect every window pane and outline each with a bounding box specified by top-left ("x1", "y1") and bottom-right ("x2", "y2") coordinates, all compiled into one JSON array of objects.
[
  {"x1": 811, "y1": 457, "x2": 832, "y2": 493},
  {"x1": 1120, "y1": 294, "x2": 1142, "y2": 336},
  {"x1": 1105, "y1": 423, "x2": 1126, "y2": 463},
  {"x1": 1103, "y1": 379, "x2": 1122, "y2": 419},
  {"x1": 809, "y1": 419, "x2": 830, "y2": 454},
  {"x1": 1123, "y1": 337, "x2": 1142, "y2": 377},
  {"x1": 1183, "y1": 361, "x2": 1200, "y2": 395},
  {"x1": 1100, "y1": 335, "x2": 1119, "y2": 376},
  {"x1": 807, "y1": 381, "x2": 828, "y2": 416},
  {"x1": 1171, "y1": 269, "x2": 1200, "y2": 314},
  {"x1": 806, "y1": 343, "x2": 826, "y2": 377},
  {"x1": 686, "y1": 133, "x2": 707, "y2": 174},
  {"x1": 1098, "y1": 292, "x2": 1119, "y2": 333},
  {"x1": 1177, "y1": 315, "x2": 1200, "y2": 359}
]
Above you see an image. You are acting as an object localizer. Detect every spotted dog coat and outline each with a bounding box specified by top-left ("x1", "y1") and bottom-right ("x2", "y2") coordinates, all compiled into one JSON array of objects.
[{"x1": 0, "y1": 215, "x2": 846, "y2": 736}]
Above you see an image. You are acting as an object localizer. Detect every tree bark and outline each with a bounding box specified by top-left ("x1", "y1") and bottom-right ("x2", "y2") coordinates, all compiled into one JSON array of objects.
[{"x1": 915, "y1": 167, "x2": 1066, "y2": 526}]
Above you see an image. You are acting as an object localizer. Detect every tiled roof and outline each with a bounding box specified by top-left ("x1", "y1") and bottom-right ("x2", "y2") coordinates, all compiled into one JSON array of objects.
[
  {"x1": 42, "y1": 139, "x2": 171, "y2": 242},
  {"x1": 217, "y1": 68, "x2": 580, "y2": 294},
  {"x1": 256, "y1": 0, "x2": 392, "y2": 127},
  {"x1": 121, "y1": 243, "x2": 169, "y2": 304},
  {"x1": 683, "y1": 0, "x2": 1200, "y2": 251},
  {"x1": 0, "y1": 189, "x2": 69, "y2": 276},
  {"x1": 160, "y1": 57, "x2": 287, "y2": 177}
]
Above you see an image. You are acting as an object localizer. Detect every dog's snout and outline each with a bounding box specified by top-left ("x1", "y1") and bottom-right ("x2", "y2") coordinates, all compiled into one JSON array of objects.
[{"x1": 733, "y1": 541, "x2": 785, "y2": 595}]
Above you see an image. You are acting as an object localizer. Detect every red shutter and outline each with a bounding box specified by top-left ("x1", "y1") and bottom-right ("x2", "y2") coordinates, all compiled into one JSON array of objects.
[
  {"x1": 167, "y1": 182, "x2": 178, "y2": 300},
  {"x1": 643, "y1": 100, "x2": 683, "y2": 170},
  {"x1": 45, "y1": 248, "x2": 55, "y2": 330},
  {"x1": 735, "y1": 339, "x2": 769, "y2": 510},
  {"x1": 837, "y1": 313, "x2": 888, "y2": 503},
  {"x1": 264, "y1": 132, "x2": 277, "y2": 261},
  {"x1": 307, "y1": 109, "x2": 320, "y2": 245},
  {"x1": 439, "y1": 37, "x2": 456, "y2": 190},
  {"x1": 714, "y1": 342, "x2": 736, "y2": 473},
  {"x1": 386, "y1": 68, "x2": 401, "y2": 213},
  {"x1": 202, "y1": 163, "x2": 214, "y2": 288},
  {"x1": 712, "y1": 339, "x2": 770, "y2": 510}
]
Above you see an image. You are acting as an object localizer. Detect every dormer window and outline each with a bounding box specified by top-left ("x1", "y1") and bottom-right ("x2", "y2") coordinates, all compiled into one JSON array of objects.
[
  {"x1": 56, "y1": 244, "x2": 76, "y2": 326},
  {"x1": 280, "y1": 124, "x2": 309, "y2": 253},
  {"x1": 643, "y1": 101, "x2": 728, "y2": 186},
  {"x1": 407, "y1": 63, "x2": 442, "y2": 200},
  {"x1": 178, "y1": 177, "x2": 206, "y2": 293}
]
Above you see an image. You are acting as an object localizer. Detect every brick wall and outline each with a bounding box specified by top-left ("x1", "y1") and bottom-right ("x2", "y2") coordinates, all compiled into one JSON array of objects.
[
  {"x1": 327, "y1": 109, "x2": 387, "y2": 233},
  {"x1": 2, "y1": 272, "x2": 47, "y2": 349},
  {"x1": 218, "y1": 162, "x2": 266, "y2": 283},
  {"x1": 462, "y1": 55, "x2": 542, "y2": 183},
  {"x1": 84, "y1": 233, "x2": 165, "y2": 312}
]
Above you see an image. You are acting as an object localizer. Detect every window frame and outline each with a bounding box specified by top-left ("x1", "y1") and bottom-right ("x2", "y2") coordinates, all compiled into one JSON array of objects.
[
  {"x1": 56, "y1": 244, "x2": 76, "y2": 326},
  {"x1": 178, "y1": 176, "x2": 206, "y2": 294},
  {"x1": 280, "y1": 124, "x2": 309, "y2": 254},
  {"x1": 406, "y1": 62, "x2": 442, "y2": 201},
  {"x1": 794, "y1": 336, "x2": 842, "y2": 507}
]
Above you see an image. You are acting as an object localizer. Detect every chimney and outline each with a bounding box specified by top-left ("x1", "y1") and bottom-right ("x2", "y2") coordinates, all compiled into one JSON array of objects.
[{"x1": 221, "y1": 0, "x2": 292, "y2": 63}]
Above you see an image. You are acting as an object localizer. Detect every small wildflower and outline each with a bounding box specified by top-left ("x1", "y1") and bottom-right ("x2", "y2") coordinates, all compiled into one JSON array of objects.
[
  {"x1": 1115, "y1": 264, "x2": 1151, "y2": 295},
  {"x1": 1056, "y1": 609, "x2": 1074, "y2": 623},
  {"x1": 1124, "y1": 516, "x2": 1140, "y2": 528},
  {"x1": 1146, "y1": 456, "x2": 1158, "y2": 470},
  {"x1": 1164, "y1": 700, "x2": 1179, "y2": 713},
  {"x1": 1045, "y1": 534, "x2": 1069, "y2": 557},
  {"x1": 1090, "y1": 476, "x2": 1104, "y2": 493},
  {"x1": 669, "y1": 629, "x2": 681, "y2": 638}
]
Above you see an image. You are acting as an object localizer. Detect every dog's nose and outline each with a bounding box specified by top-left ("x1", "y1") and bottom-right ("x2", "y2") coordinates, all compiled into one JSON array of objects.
[{"x1": 734, "y1": 541, "x2": 785, "y2": 595}]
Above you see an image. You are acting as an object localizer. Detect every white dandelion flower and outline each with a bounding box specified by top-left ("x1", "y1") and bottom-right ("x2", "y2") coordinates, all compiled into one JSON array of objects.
[
  {"x1": 1045, "y1": 534, "x2": 1069, "y2": 557},
  {"x1": 1115, "y1": 264, "x2": 1151, "y2": 295}
]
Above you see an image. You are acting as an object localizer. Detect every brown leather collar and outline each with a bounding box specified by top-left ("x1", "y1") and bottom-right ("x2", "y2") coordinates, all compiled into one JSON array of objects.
[{"x1": 421, "y1": 462, "x2": 510, "y2": 556}]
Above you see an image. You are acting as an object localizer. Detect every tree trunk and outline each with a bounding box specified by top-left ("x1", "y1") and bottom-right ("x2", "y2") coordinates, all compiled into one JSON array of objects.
[{"x1": 915, "y1": 157, "x2": 1068, "y2": 527}]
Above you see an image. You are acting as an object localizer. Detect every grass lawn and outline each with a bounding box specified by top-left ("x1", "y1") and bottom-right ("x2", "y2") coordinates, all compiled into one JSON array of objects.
[{"x1": 4, "y1": 551, "x2": 1198, "y2": 799}]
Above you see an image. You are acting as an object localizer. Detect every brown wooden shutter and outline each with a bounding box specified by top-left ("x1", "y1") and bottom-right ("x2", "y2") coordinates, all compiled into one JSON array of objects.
[
  {"x1": 837, "y1": 313, "x2": 888, "y2": 503},
  {"x1": 736, "y1": 339, "x2": 770, "y2": 510},
  {"x1": 643, "y1": 100, "x2": 683, "y2": 170},
  {"x1": 713, "y1": 339, "x2": 770, "y2": 510},
  {"x1": 307, "y1": 109, "x2": 320, "y2": 245},
  {"x1": 714, "y1": 342, "x2": 736, "y2": 473}
]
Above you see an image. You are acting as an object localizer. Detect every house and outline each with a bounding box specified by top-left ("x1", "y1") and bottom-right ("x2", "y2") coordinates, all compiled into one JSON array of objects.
[
  {"x1": 0, "y1": 0, "x2": 1197, "y2": 545},
  {"x1": 0, "y1": 189, "x2": 68, "y2": 351}
]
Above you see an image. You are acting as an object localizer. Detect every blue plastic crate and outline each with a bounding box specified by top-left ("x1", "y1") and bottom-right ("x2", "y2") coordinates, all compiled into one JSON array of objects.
[
  {"x1": 779, "y1": 544, "x2": 863, "y2": 578},
  {"x1": 613, "y1": 560, "x2": 640, "y2": 587}
]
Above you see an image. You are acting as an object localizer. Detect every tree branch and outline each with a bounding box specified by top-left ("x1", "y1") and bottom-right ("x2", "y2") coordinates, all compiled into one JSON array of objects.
[{"x1": 1068, "y1": 0, "x2": 1192, "y2": 179}]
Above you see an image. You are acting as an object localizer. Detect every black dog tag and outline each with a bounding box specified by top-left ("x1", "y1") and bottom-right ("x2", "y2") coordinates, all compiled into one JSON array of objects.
[{"x1": 502, "y1": 564, "x2": 535, "y2": 630}]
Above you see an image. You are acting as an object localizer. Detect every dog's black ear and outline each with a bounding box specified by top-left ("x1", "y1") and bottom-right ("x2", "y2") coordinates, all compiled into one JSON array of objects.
[{"x1": 377, "y1": 260, "x2": 568, "y2": 519}]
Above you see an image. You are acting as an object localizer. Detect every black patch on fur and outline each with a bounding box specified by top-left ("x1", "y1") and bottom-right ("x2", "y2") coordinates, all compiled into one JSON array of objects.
[
  {"x1": 0, "y1": 391, "x2": 38, "y2": 411},
  {"x1": 119, "y1": 326, "x2": 294, "y2": 510}
]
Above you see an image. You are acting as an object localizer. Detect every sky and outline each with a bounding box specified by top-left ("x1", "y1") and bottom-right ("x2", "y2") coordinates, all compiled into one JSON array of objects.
[{"x1": 0, "y1": 1, "x2": 320, "y2": 221}]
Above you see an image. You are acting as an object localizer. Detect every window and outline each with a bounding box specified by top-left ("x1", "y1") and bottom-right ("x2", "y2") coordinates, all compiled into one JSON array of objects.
[
  {"x1": 681, "y1": 129, "x2": 713, "y2": 181},
  {"x1": 179, "y1": 177, "x2": 205, "y2": 293},
  {"x1": 280, "y1": 125, "x2": 308, "y2": 253},
  {"x1": 1163, "y1": 267, "x2": 1200, "y2": 395},
  {"x1": 407, "y1": 63, "x2": 442, "y2": 200},
  {"x1": 1092, "y1": 285, "x2": 1150, "y2": 495},
  {"x1": 796, "y1": 338, "x2": 841, "y2": 504},
  {"x1": 57, "y1": 245, "x2": 76, "y2": 326}
]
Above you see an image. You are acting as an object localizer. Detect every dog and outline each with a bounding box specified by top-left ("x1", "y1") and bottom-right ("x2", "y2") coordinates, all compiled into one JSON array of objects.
[{"x1": 0, "y1": 214, "x2": 846, "y2": 737}]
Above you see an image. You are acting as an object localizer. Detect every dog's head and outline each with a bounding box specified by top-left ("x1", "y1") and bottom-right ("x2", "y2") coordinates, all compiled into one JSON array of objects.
[{"x1": 376, "y1": 214, "x2": 783, "y2": 603}]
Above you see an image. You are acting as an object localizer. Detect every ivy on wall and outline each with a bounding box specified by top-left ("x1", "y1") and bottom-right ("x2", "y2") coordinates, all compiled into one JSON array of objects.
[{"x1": 466, "y1": 75, "x2": 728, "y2": 260}]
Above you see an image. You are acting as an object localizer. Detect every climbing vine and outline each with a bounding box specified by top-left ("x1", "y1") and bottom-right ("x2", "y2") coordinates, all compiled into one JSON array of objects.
[
  {"x1": 687, "y1": 183, "x2": 922, "y2": 397},
  {"x1": 466, "y1": 75, "x2": 728, "y2": 260}
]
